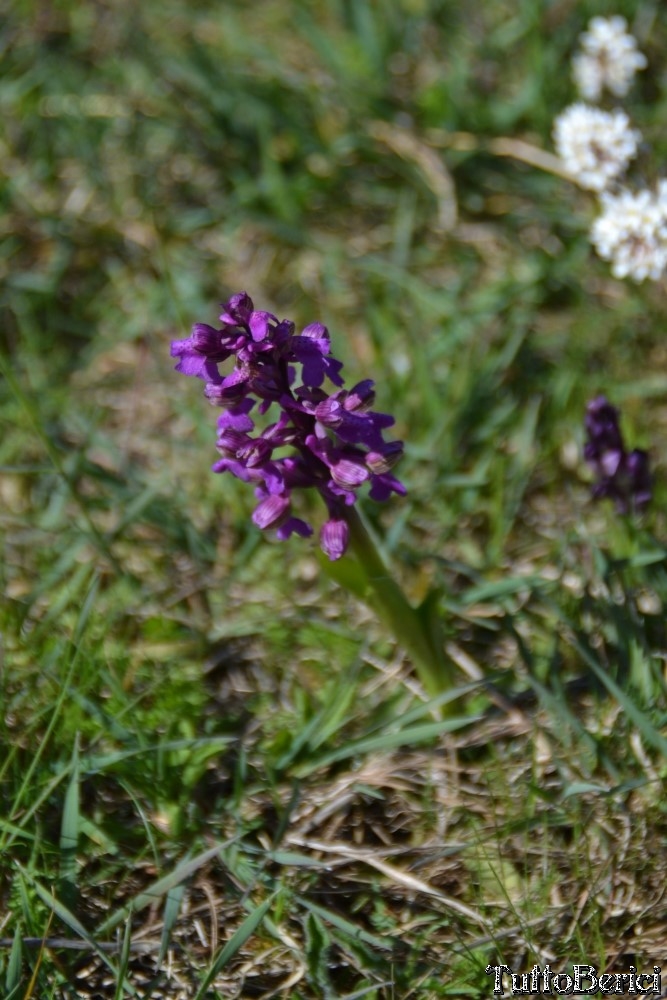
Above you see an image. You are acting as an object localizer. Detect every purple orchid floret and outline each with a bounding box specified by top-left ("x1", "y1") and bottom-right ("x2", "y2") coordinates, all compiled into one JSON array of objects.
[
  {"x1": 584, "y1": 396, "x2": 652, "y2": 513},
  {"x1": 171, "y1": 292, "x2": 406, "y2": 559}
]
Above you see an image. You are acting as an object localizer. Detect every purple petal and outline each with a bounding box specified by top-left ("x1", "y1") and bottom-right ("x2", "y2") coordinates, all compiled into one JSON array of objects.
[
  {"x1": 290, "y1": 334, "x2": 344, "y2": 388},
  {"x1": 217, "y1": 400, "x2": 255, "y2": 432},
  {"x1": 627, "y1": 449, "x2": 652, "y2": 507},
  {"x1": 320, "y1": 356, "x2": 345, "y2": 387},
  {"x1": 216, "y1": 428, "x2": 249, "y2": 455},
  {"x1": 173, "y1": 354, "x2": 222, "y2": 380},
  {"x1": 585, "y1": 396, "x2": 623, "y2": 453},
  {"x1": 261, "y1": 462, "x2": 286, "y2": 494},
  {"x1": 219, "y1": 368, "x2": 248, "y2": 390},
  {"x1": 330, "y1": 458, "x2": 368, "y2": 489},
  {"x1": 326, "y1": 483, "x2": 357, "y2": 505},
  {"x1": 190, "y1": 323, "x2": 223, "y2": 354},
  {"x1": 344, "y1": 380, "x2": 375, "y2": 411},
  {"x1": 330, "y1": 411, "x2": 395, "y2": 450},
  {"x1": 249, "y1": 310, "x2": 277, "y2": 342},
  {"x1": 600, "y1": 450, "x2": 623, "y2": 477},
  {"x1": 170, "y1": 335, "x2": 224, "y2": 381},
  {"x1": 366, "y1": 441, "x2": 404, "y2": 474},
  {"x1": 277, "y1": 517, "x2": 313, "y2": 540},
  {"x1": 313, "y1": 396, "x2": 344, "y2": 426},
  {"x1": 211, "y1": 457, "x2": 257, "y2": 482},
  {"x1": 299, "y1": 323, "x2": 330, "y2": 353},
  {"x1": 320, "y1": 518, "x2": 349, "y2": 560},
  {"x1": 369, "y1": 473, "x2": 407, "y2": 501},
  {"x1": 273, "y1": 319, "x2": 295, "y2": 347},
  {"x1": 252, "y1": 493, "x2": 291, "y2": 529},
  {"x1": 220, "y1": 292, "x2": 253, "y2": 326},
  {"x1": 305, "y1": 432, "x2": 331, "y2": 464}
]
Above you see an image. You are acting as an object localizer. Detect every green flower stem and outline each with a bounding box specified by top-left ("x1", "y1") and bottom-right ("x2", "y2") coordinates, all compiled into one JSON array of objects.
[{"x1": 343, "y1": 505, "x2": 457, "y2": 699}]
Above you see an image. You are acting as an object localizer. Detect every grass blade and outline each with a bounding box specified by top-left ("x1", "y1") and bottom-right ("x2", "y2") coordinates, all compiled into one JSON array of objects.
[
  {"x1": 193, "y1": 893, "x2": 275, "y2": 1000},
  {"x1": 58, "y1": 735, "x2": 80, "y2": 910},
  {"x1": 15, "y1": 864, "x2": 139, "y2": 998},
  {"x1": 572, "y1": 635, "x2": 667, "y2": 758},
  {"x1": 294, "y1": 715, "x2": 479, "y2": 774},
  {"x1": 114, "y1": 917, "x2": 133, "y2": 1000},
  {"x1": 294, "y1": 897, "x2": 393, "y2": 952},
  {"x1": 96, "y1": 841, "x2": 235, "y2": 936},
  {"x1": 158, "y1": 883, "x2": 187, "y2": 966},
  {"x1": 5, "y1": 926, "x2": 22, "y2": 996}
]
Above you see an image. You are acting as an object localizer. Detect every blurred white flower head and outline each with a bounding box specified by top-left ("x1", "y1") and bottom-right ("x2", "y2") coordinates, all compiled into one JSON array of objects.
[
  {"x1": 572, "y1": 16, "x2": 647, "y2": 101},
  {"x1": 590, "y1": 186, "x2": 667, "y2": 282},
  {"x1": 553, "y1": 104, "x2": 640, "y2": 192}
]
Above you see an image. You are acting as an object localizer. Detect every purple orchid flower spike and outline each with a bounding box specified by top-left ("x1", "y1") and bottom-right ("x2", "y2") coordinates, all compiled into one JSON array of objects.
[
  {"x1": 584, "y1": 395, "x2": 652, "y2": 513},
  {"x1": 171, "y1": 292, "x2": 406, "y2": 559}
]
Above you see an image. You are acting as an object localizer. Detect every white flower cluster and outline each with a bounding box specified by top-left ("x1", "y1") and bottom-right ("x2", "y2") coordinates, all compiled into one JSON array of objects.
[
  {"x1": 572, "y1": 16, "x2": 647, "y2": 101},
  {"x1": 551, "y1": 16, "x2": 666, "y2": 282},
  {"x1": 552, "y1": 103, "x2": 640, "y2": 192},
  {"x1": 590, "y1": 186, "x2": 667, "y2": 282}
]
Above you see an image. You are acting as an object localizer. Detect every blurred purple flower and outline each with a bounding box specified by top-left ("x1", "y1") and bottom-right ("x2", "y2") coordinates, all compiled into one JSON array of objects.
[
  {"x1": 584, "y1": 395, "x2": 651, "y2": 513},
  {"x1": 171, "y1": 292, "x2": 405, "y2": 559}
]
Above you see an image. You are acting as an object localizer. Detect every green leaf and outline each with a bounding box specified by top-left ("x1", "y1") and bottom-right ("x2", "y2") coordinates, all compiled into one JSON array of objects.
[
  {"x1": 59, "y1": 735, "x2": 80, "y2": 909},
  {"x1": 304, "y1": 910, "x2": 331, "y2": 992},
  {"x1": 158, "y1": 883, "x2": 187, "y2": 966},
  {"x1": 294, "y1": 897, "x2": 392, "y2": 952},
  {"x1": 561, "y1": 781, "x2": 609, "y2": 799},
  {"x1": 318, "y1": 548, "x2": 370, "y2": 602},
  {"x1": 193, "y1": 893, "x2": 276, "y2": 1000},
  {"x1": 294, "y1": 715, "x2": 479, "y2": 774},
  {"x1": 5, "y1": 926, "x2": 22, "y2": 994},
  {"x1": 15, "y1": 864, "x2": 139, "y2": 998},
  {"x1": 114, "y1": 917, "x2": 134, "y2": 1000},
  {"x1": 583, "y1": 649, "x2": 667, "y2": 758},
  {"x1": 95, "y1": 842, "x2": 233, "y2": 936}
]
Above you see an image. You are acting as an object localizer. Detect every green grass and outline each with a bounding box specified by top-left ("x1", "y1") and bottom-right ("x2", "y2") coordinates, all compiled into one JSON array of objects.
[{"x1": 2, "y1": 0, "x2": 667, "y2": 996}]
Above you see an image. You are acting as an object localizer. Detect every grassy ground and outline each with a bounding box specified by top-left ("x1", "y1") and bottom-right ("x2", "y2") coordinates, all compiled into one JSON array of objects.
[{"x1": 2, "y1": 0, "x2": 667, "y2": 996}]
